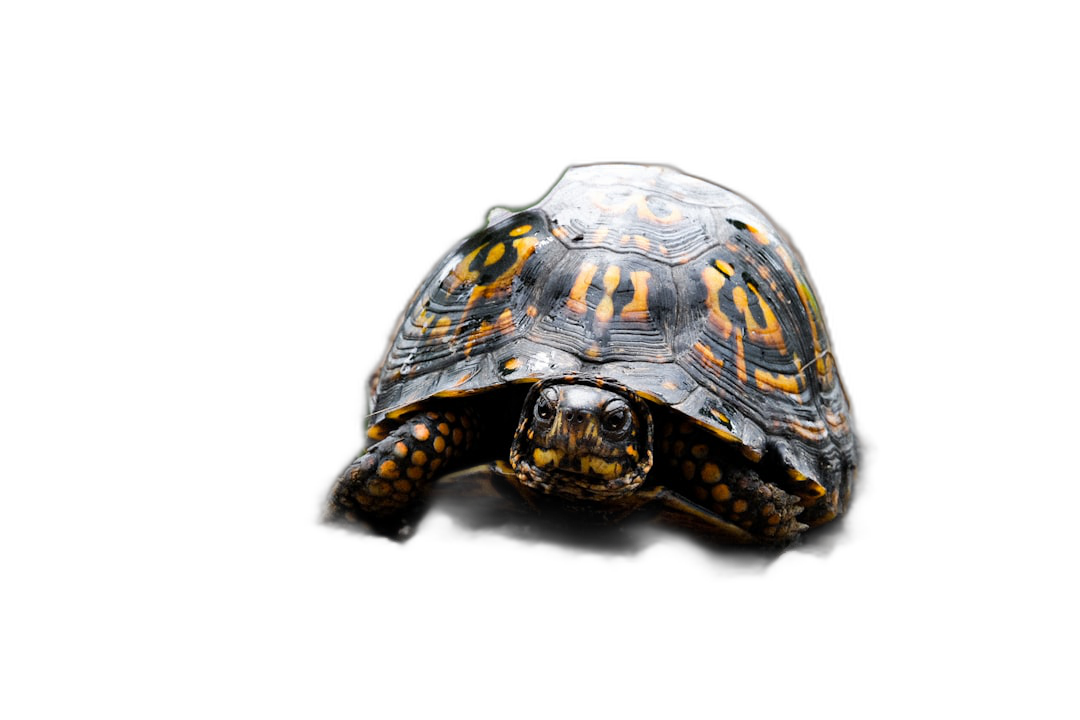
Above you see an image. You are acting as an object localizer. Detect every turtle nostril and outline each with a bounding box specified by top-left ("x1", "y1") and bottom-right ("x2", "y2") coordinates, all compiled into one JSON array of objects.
[{"x1": 568, "y1": 409, "x2": 588, "y2": 426}]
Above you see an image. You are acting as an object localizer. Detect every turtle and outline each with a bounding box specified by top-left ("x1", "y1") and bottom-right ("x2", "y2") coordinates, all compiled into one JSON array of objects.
[{"x1": 328, "y1": 163, "x2": 857, "y2": 545}]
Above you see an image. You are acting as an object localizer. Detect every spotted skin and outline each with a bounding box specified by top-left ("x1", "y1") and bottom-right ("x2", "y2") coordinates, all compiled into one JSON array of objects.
[
  {"x1": 659, "y1": 417, "x2": 811, "y2": 543},
  {"x1": 329, "y1": 406, "x2": 477, "y2": 528}
]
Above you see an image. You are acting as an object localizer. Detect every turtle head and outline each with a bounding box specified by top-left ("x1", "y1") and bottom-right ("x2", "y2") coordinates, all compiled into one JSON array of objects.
[{"x1": 509, "y1": 378, "x2": 654, "y2": 502}]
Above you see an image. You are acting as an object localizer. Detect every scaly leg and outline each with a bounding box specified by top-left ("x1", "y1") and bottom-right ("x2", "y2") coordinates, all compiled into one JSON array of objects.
[
  {"x1": 328, "y1": 405, "x2": 476, "y2": 533},
  {"x1": 660, "y1": 419, "x2": 807, "y2": 544}
]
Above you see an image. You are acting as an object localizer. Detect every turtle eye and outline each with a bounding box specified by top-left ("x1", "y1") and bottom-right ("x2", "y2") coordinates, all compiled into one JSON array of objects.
[
  {"x1": 534, "y1": 388, "x2": 557, "y2": 425},
  {"x1": 600, "y1": 402, "x2": 632, "y2": 439}
]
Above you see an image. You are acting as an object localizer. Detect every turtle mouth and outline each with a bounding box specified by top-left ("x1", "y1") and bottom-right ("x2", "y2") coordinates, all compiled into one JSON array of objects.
[{"x1": 514, "y1": 456, "x2": 645, "y2": 502}]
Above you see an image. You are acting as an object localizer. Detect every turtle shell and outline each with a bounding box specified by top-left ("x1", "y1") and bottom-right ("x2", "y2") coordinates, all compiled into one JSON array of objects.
[{"x1": 369, "y1": 164, "x2": 856, "y2": 494}]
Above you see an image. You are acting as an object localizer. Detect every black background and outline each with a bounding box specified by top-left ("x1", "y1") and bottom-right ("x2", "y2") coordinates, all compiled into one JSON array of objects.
[{"x1": 214, "y1": 105, "x2": 976, "y2": 608}]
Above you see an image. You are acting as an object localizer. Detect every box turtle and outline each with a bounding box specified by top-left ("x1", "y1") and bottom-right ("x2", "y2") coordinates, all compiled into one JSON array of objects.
[{"x1": 328, "y1": 164, "x2": 857, "y2": 544}]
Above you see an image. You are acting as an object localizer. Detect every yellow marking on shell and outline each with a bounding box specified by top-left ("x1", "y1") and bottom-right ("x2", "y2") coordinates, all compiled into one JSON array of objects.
[
  {"x1": 551, "y1": 226, "x2": 569, "y2": 240},
  {"x1": 594, "y1": 264, "x2": 622, "y2": 322},
  {"x1": 735, "y1": 329, "x2": 748, "y2": 383},
  {"x1": 712, "y1": 483, "x2": 731, "y2": 501},
  {"x1": 755, "y1": 368, "x2": 802, "y2": 394},
  {"x1": 789, "y1": 420, "x2": 828, "y2": 441},
  {"x1": 714, "y1": 259, "x2": 735, "y2": 277},
  {"x1": 567, "y1": 262, "x2": 599, "y2": 314},
  {"x1": 483, "y1": 242, "x2": 506, "y2": 266},
  {"x1": 586, "y1": 343, "x2": 601, "y2": 358},
  {"x1": 744, "y1": 224, "x2": 770, "y2": 245},
  {"x1": 496, "y1": 308, "x2": 515, "y2": 334},
  {"x1": 626, "y1": 445, "x2": 638, "y2": 459},
  {"x1": 635, "y1": 389, "x2": 666, "y2": 405},
  {"x1": 442, "y1": 236, "x2": 540, "y2": 349},
  {"x1": 437, "y1": 422, "x2": 451, "y2": 435},
  {"x1": 429, "y1": 316, "x2": 452, "y2": 338},
  {"x1": 411, "y1": 424, "x2": 430, "y2": 441},
  {"x1": 694, "y1": 341, "x2": 724, "y2": 370},
  {"x1": 740, "y1": 445, "x2": 763, "y2": 462},
  {"x1": 733, "y1": 284, "x2": 787, "y2": 352},
  {"x1": 413, "y1": 308, "x2": 433, "y2": 333},
  {"x1": 633, "y1": 235, "x2": 651, "y2": 251},
  {"x1": 411, "y1": 450, "x2": 428, "y2": 466},
  {"x1": 825, "y1": 408, "x2": 850, "y2": 431},
  {"x1": 592, "y1": 226, "x2": 610, "y2": 243},
  {"x1": 393, "y1": 441, "x2": 409, "y2": 458},
  {"x1": 462, "y1": 235, "x2": 539, "y2": 311},
  {"x1": 433, "y1": 436, "x2": 446, "y2": 453},
  {"x1": 503, "y1": 357, "x2": 520, "y2": 371},
  {"x1": 635, "y1": 195, "x2": 683, "y2": 225},
  {"x1": 532, "y1": 447, "x2": 564, "y2": 468},
  {"x1": 620, "y1": 270, "x2": 651, "y2": 320},
  {"x1": 433, "y1": 389, "x2": 474, "y2": 398},
  {"x1": 447, "y1": 243, "x2": 487, "y2": 291},
  {"x1": 367, "y1": 425, "x2": 388, "y2": 441},
  {"x1": 581, "y1": 455, "x2": 622, "y2": 479},
  {"x1": 509, "y1": 224, "x2": 533, "y2": 237},
  {"x1": 386, "y1": 403, "x2": 419, "y2": 420},
  {"x1": 776, "y1": 245, "x2": 826, "y2": 375},
  {"x1": 378, "y1": 460, "x2": 400, "y2": 480},
  {"x1": 701, "y1": 265, "x2": 735, "y2": 338},
  {"x1": 706, "y1": 408, "x2": 730, "y2": 427},
  {"x1": 661, "y1": 380, "x2": 678, "y2": 390},
  {"x1": 406, "y1": 466, "x2": 424, "y2": 481},
  {"x1": 464, "y1": 322, "x2": 489, "y2": 356}
]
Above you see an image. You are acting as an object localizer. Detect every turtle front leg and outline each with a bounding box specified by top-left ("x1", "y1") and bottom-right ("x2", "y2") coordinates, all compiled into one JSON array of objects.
[{"x1": 328, "y1": 405, "x2": 477, "y2": 534}]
